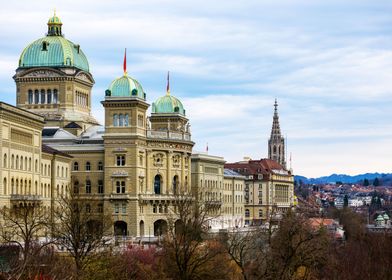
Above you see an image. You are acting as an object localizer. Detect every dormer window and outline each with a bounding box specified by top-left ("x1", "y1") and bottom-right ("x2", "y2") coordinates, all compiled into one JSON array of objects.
[
  {"x1": 42, "y1": 41, "x2": 48, "y2": 51},
  {"x1": 174, "y1": 106, "x2": 179, "y2": 113}
]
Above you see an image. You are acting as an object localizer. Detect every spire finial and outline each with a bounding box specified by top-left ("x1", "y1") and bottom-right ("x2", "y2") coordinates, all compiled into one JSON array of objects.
[
  {"x1": 54, "y1": 8, "x2": 56, "y2": 16},
  {"x1": 123, "y1": 48, "x2": 127, "y2": 75},
  {"x1": 274, "y1": 98, "x2": 278, "y2": 115},
  {"x1": 166, "y1": 71, "x2": 170, "y2": 95}
]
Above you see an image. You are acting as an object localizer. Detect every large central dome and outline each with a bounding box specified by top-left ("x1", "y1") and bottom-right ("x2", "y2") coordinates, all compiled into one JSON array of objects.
[{"x1": 18, "y1": 13, "x2": 90, "y2": 72}]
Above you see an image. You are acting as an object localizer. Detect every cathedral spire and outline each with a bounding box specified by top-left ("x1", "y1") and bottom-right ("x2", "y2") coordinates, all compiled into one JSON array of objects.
[{"x1": 268, "y1": 99, "x2": 286, "y2": 169}]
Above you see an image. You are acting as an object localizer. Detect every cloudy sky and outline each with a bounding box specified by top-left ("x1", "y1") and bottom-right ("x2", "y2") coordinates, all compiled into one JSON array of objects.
[{"x1": 1, "y1": 0, "x2": 392, "y2": 177}]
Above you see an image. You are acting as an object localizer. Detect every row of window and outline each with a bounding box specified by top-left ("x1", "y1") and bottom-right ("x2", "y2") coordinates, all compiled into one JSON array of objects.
[
  {"x1": 28, "y1": 89, "x2": 58, "y2": 104},
  {"x1": 244, "y1": 209, "x2": 263, "y2": 218},
  {"x1": 113, "y1": 114, "x2": 129, "y2": 127},
  {"x1": 73, "y1": 180, "x2": 104, "y2": 194},
  {"x1": 2, "y1": 177, "x2": 67, "y2": 198},
  {"x1": 86, "y1": 203, "x2": 103, "y2": 213},
  {"x1": 73, "y1": 161, "x2": 103, "y2": 171}
]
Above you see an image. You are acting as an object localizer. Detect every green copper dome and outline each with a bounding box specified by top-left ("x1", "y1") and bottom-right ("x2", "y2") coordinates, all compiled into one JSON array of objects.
[
  {"x1": 106, "y1": 74, "x2": 146, "y2": 100},
  {"x1": 152, "y1": 94, "x2": 186, "y2": 115},
  {"x1": 18, "y1": 13, "x2": 89, "y2": 72}
]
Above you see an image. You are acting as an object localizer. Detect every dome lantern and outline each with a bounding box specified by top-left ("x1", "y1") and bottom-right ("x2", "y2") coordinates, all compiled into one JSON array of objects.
[
  {"x1": 47, "y1": 10, "x2": 63, "y2": 36},
  {"x1": 152, "y1": 72, "x2": 186, "y2": 116}
]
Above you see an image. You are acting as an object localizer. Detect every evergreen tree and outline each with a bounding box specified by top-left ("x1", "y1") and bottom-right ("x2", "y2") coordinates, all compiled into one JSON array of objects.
[
  {"x1": 363, "y1": 178, "x2": 369, "y2": 186},
  {"x1": 343, "y1": 195, "x2": 349, "y2": 208},
  {"x1": 373, "y1": 178, "x2": 380, "y2": 186}
]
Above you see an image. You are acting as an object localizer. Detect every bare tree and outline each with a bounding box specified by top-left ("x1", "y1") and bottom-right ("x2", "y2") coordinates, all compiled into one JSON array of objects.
[
  {"x1": 52, "y1": 192, "x2": 112, "y2": 279},
  {"x1": 162, "y1": 190, "x2": 229, "y2": 280},
  {"x1": 0, "y1": 201, "x2": 52, "y2": 279}
]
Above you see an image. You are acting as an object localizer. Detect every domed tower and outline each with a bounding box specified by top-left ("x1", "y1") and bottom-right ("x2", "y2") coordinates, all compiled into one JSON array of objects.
[
  {"x1": 150, "y1": 72, "x2": 189, "y2": 135},
  {"x1": 13, "y1": 12, "x2": 98, "y2": 131}
]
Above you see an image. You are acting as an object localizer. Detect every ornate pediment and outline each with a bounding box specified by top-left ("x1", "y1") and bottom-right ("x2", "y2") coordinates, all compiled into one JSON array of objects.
[
  {"x1": 76, "y1": 72, "x2": 94, "y2": 83},
  {"x1": 23, "y1": 70, "x2": 62, "y2": 78}
]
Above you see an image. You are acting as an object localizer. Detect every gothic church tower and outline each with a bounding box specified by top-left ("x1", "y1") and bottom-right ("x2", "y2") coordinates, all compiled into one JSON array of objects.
[{"x1": 268, "y1": 99, "x2": 286, "y2": 169}]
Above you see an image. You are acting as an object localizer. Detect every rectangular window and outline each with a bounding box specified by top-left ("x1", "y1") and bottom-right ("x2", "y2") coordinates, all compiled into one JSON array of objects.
[
  {"x1": 98, "y1": 203, "x2": 103, "y2": 213},
  {"x1": 122, "y1": 203, "x2": 126, "y2": 214},
  {"x1": 114, "y1": 203, "x2": 119, "y2": 214},
  {"x1": 116, "y1": 155, "x2": 125, "y2": 166},
  {"x1": 116, "y1": 181, "x2": 126, "y2": 194},
  {"x1": 98, "y1": 180, "x2": 104, "y2": 194}
]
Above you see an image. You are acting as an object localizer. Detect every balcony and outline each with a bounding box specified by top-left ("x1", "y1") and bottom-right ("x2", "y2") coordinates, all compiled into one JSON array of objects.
[
  {"x1": 205, "y1": 200, "x2": 222, "y2": 207},
  {"x1": 109, "y1": 193, "x2": 131, "y2": 200},
  {"x1": 139, "y1": 193, "x2": 193, "y2": 204},
  {"x1": 10, "y1": 194, "x2": 43, "y2": 202},
  {"x1": 147, "y1": 130, "x2": 191, "y2": 141}
]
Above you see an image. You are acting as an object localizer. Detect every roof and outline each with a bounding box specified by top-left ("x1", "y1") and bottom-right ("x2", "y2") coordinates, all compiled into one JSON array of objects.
[
  {"x1": 224, "y1": 169, "x2": 245, "y2": 178},
  {"x1": 64, "y1": 121, "x2": 82, "y2": 129},
  {"x1": 19, "y1": 35, "x2": 89, "y2": 72},
  {"x1": 106, "y1": 74, "x2": 145, "y2": 100},
  {"x1": 42, "y1": 127, "x2": 77, "y2": 140},
  {"x1": 42, "y1": 144, "x2": 72, "y2": 158},
  {"x1": 224, "y1": 158, "x2": 288, "y2": 177},
  {"x1": 152, "y1": 94, "x2": 185, "y2": 116},
  {"x1": 308, "y1": 218, "x2": 336, "y2": 228}
]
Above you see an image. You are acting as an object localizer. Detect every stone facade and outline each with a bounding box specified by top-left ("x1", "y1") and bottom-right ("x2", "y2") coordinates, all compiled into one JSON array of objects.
[
  {"x1": 191, "y1": 153, "x2": 245, "y2": 231},
  {"x1": 225, "y1": 158, "x2": 294, "y2": 225},
  {"x1": 0, "y1": 102, "x2": 72, "y2": 211}
]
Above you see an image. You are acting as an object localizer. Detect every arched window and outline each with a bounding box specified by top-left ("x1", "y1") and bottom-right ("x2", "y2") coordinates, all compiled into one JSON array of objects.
[
  {"x1": 273, "y1": 145, "x2": 277, "y2": 153},
  {"x1": 61, "y1": 166, "x2": 64, "y2": 177},
  {"x1": 47, "y1": 89, "x2": 52, "y2": 104},
  {"x1": 35, "y1": 159, "x2": 38, "y2": 172},
  {"x1": 154, "y1": 175, "x2": 161, "y2": 194},
  {"x1": 53, "y1": 89, "x2": 58, "y2": 103},
  {"x1": 119, "y1": 114, "x2": 124, "y2": 126},
  {"x1": 113, "y1": 114, "x2": 118, "y2": 126},
  {"x1": 34, "y1": 90, "x2": 39, "y2": 104},
  {"x1": 11, "y1": 155, "x2": 14, "y2": 169},
  {"x1": 28, "y1": 90, "x2": 33, "y2": 104},
  {"x1": 16, "y1": 156, "x2": 19, "y2": 170},
  {"x1": 40, "y1": 89, "x2": 45, "y2": 104},
  {"x1": 85, "y1": 162, "x2": 91, "y2": 171},
  {"x1": 124, "y1": 114, "x2": 129, "y2": 126},
  {"x1": 57, "y1": 166, "x2": 59, "y2": 176},
  {"x1": 3, "y1": 154, "x2": 7, "y2": 168},
  {"x1": 16, "y1": 179, "x2": 19, "y2": 194},
  {"x1": 73, "y1": 162, "x2": 79, "y2": 171},
  {"x1": 11, "y1": 178, "x2": 14, "y2": 194},
  {"x1": 24, "y1": 157, "x2": 27, "y2": 171},
  {"x1": 20, "y1": 156, "x2": 23, "y2": 170},
  {"x1": 29, "y1": 158, "x2": 31, "y2": 171},
  {"x1": 3, "y1": 178, "x2": 7, "y2": 195},
  {"x1": 245, "y1": 209, "x2": 250, "y2": 218},
  {"x1": 85, "y1": 180, "x2": 91, "y2": 194},
  {"x1": 172, "y1": 175, "x2": 178, "y2": 194}
]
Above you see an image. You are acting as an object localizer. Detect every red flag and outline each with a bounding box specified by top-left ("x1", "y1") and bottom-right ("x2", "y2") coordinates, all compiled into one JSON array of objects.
[
  {"x1": 166, "y1": 71, "x2": 170, "y2": 94},
  {"x1": 123, "y1": 48, "x2": 127, "y2": 74}
]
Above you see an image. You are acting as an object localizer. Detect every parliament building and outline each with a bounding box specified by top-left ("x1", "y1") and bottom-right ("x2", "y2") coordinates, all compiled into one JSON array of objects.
[{"x1": 0, "y1": 13, "x2": 293, "y2": 238}]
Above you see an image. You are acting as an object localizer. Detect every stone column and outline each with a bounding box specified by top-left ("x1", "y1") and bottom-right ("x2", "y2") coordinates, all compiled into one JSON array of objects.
[
  {"x1": 166, "y1": 151, "x2": 172, "y2": 194},
  {"x1": 146, "y1": 149, "x2": 150, "y2": 193}
]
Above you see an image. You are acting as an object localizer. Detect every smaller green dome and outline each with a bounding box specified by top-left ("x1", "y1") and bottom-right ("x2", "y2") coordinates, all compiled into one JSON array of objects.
[
  {"x1": 152, "y1": 94, "x2": 185, "y2": 115},
  {"x1": 106, "y1": 74, "x2": 146, "y2": 99},
  {"x1": 48, "y1": 15, "x2": 62, "y2": 24}
]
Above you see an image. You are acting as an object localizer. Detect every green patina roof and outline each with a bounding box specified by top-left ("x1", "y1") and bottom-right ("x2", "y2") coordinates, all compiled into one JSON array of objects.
[
  {"x1": 106, "y1": 74, "x2": 146, "y2": 99},
  {"x1": 152, "y1": 94, "x2": 185, "y2": 115},
  {"x1": 19, "y1": 36, "x2": 89, "y2": 72},
  {"x1": 48, "y1": 15, "x2": 62, "y2": 24}
]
